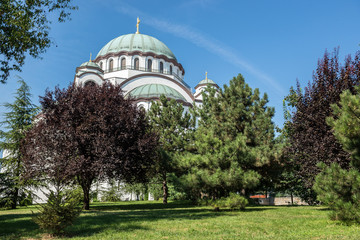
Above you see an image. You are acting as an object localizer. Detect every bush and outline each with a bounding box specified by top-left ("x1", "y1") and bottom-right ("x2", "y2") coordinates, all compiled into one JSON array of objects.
[
  {"x1": 211, "y1": 193, "x2": 248, "y2": 211},
  {"x1": 101, "y1": 187, "x2": 122, "y2": 202},
  {"x1": 33, "y1": 185, "x2": 82, "y2": 235},
  {"x1": 314, "y1": 163, "x2": 360, "y2": 224},
  {"x1": 225, "y1": 193, "x2": 249, "y2": 210}
]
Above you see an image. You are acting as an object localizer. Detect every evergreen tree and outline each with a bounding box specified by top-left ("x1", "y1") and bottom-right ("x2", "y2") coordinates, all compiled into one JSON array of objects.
[
  {"x1": 147, "y1": 95, "x2": 195, "y2": 204},
  {"x1": 314, "y1": 86, "x2": 360, "y2": 223},
  {"x1": 182, "y1": 74, "x2": 276, "y2": 199},
  {"x1": 0, "y1": 78, "x2": 38, "y2": 209},
  {"x1": 327, "y1": 86, "x2": 360, "y2": 170}
]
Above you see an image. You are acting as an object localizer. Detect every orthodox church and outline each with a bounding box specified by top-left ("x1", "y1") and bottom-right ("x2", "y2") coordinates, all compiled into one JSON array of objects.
[
  {"x1": 1, "y1": 19, "x2": 220, "y2": 203},
  {"x1": 74, "y1": 18, "x2": 219, "y2": 109}
]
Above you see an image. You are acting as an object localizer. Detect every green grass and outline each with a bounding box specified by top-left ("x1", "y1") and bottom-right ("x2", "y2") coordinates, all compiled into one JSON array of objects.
[{"x1": 1, "y1": 201, "x2": 360, "y2": 239}]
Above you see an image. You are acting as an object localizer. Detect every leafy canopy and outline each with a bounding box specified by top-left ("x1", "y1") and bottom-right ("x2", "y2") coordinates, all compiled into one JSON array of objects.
[
  {"x1": 22, "y1": 83, "x2": 157, "y2": 209},
  {"x1": 0, "y1": 0, "x2": 77, "y2": 83},
  {"x1": 285, "y1": 49, "x2": 360, "y2": 202}
]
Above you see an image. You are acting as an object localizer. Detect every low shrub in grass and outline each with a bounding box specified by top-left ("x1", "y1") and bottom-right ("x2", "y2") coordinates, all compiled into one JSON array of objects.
[
  {"x1": 33, "y1": 185, "x2": 82, "y2": 236},
  {"x1": 210, "y1": 193, "x2": 248, "y2": 211},
  {"x1": 314, "y1": 163, "x2": 360, "y2": 224},
  {"x1": 101, "y1": 187, "x2": 122, "y2": 202}
]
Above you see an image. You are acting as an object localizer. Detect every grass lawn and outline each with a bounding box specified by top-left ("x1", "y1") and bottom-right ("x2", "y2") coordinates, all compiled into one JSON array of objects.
[{"x1": 1, "y1": 201, "x2": 360, "y2": 239}]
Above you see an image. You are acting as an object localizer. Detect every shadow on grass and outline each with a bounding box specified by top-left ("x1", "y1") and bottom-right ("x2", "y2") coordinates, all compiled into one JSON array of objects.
[
  {"x1": 0, "y1": 213, "x2": 40, "y2": 240},
  {"x1": 0, "y1": 201, "x2": 274, "y2": 239},
  {"x1": 315, "y1": 207, "x2": 331, "y2": 211},
  {"x1": 69, "y1": 201, "x2": 274, "y2": 238},
  {"x1": 89, "y1": 200, "x2": 195, "y2": 211}
]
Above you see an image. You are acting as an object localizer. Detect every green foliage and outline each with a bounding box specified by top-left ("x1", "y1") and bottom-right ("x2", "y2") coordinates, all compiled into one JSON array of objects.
[
  {"x1": 210, "y1": 193, "x2": 248, "y2": 211},
  {"x1": 314, "y1": 163, "x2": 360, "y2": 224},
  {"x1": 101, "y1": 181, "x2": 123, "y2": 202},
  {"x1": 123, "y1": 182, "x2": 148, "y2": 201},
  {"x1": 0, "y1": 78, "x2": 38, "y2": 209},
  {"x1": 3, "y1": 202, "x2": 360, "y2": 239},
  {"x1": 182, "y1": 74, "x2": 276, "y2": 199},
  {"x1": 327, "y1": 86, "x2": 360, "y2": 170},
  {"x1": 147, "y1": 181, "x2": 163, "y2": 201},
  {"x1": 223, "y1": 193, "x2": 249, "y2": 210},
  {"x1": 101, "y1": 188, "x2": 122, "y2": 202},
  {"x1": 0, "y1": 0, "x2": 77, "y2": 83},
  {"x1": 147, "y1": 95, "x2": 195, "y2": 203},
  {"x1": 0, "y1": 172, "x2": 15, "y2": 208},
  {"x1": 33, "y1": 184, "x2": 82, "y2": 235},
  {"x1": 314, "y1": 85, "x2": 360, "y2": 224},
  {"x1": 284, "y1": 50, "x2": 360, "y2": 203}
]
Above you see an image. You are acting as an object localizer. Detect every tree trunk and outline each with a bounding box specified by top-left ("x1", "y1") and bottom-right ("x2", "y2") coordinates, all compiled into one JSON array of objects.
[
  {"x1": 78, "y1": 176, "x2": 93, "y2": 210},
  {"x1": 241, "y1": 189, "x2": 246, "y2": 196},
  {"x1": 162, "y1": 173, "x2": 168, "y2": 204},
  {"x1": 83, "y1": 186, "x2": 90, "y2": 210},
  {"x1": 290, "y1": 191, "x2": 294, "y2": 205},
  {"x1": 11, "y1": 187, "x2": 19, "y2": 209}
]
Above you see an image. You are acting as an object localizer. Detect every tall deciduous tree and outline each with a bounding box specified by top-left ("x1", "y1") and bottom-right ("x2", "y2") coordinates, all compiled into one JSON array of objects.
[
  {"x1": 147, "y1": 95, "x2": 195, "y2": 204},
  {"x1": 182, "y1": 74, "x2": 276, "y2": 199},
  {"x1": 0, "y1": 78, "x2": 38, "y2": 209},
  {"x1": 285, "y1": 49, "x2": 360, "y2": 203},
  {"x1": 22, "y1": 83, "x2": 157, "y2": 210},
  {"x1": 0, "y1": 0, "x2": 77, "y2": 83}
]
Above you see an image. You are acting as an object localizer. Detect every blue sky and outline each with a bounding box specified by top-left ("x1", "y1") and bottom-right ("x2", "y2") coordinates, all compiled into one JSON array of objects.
[{"x1": 1, "y1": 0, "x2": 359, "y2": 129}]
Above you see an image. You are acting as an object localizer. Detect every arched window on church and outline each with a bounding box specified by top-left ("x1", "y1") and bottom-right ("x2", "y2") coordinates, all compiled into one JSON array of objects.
[
  {"x1": 160, "y1": 62, "x2": 163, "y2": 73},
  {"x1": 109, "y1": 59, "x2": 114, "y2": 72},
  {"x1": 84, "y1": 81, "x2": 96, "y2": 87},
  {"x1": 170, "y1": 65, "x2": 173, "y2": 75},
  {"x1": 100, "y1": 62, "x2": 103, "y2": 70},
  {"x1": 134, "y1": 58, "x2": 139, "y2": 70},
  {"x1": 121, "y1": 58, "x2": 126, "y2": 70},
  {"x1": 147, "y1": 59, "x2": 152, "y2": 72}
]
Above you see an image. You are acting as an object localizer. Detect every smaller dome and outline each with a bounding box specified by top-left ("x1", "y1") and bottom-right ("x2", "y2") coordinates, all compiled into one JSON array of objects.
[
  {"x1": 128, "y1": 84, "x2": 186, "y2": 101},
  {"x1": 80, "y1": 61, "x2": 100, "y2": 68},
  {"x1": 197, "y1": 78, "x2": 216, "y2": 85}
]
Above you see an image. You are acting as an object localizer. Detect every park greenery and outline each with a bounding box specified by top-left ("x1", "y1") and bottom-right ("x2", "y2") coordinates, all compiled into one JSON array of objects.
[
  {"x1": 0, "y1": 78, "x2": 38, "y2": 209},
  {"x1": 1, "y1": 48, "x2": 360, "y2": 235},
  {"x1": 147, "y1": 95, "x2": 195, "y2": 204},
  {"x1": 21, "y1": 83, "x2": 157, "y2": 210},
  {"x1": 283, "y1": 49, "x2": 360, "y2": 203},
  {"x1": 1, "y1": 201, "x2": 360, "y2": 239},
  {"x1": 0, "y1": 0, "x2": 77, "y2": 83},
  {"x1": 314, "y1": 85, "x2": 360, "y2": 224}
]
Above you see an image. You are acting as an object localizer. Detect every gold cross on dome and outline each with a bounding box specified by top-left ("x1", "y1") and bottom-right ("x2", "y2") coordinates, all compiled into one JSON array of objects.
[
  {"x1": 205, "y1": 71, "x2": 208, "y2": 80},
  {"x1": 136, "y1": 17, "x2": 140, "y2": 34}
]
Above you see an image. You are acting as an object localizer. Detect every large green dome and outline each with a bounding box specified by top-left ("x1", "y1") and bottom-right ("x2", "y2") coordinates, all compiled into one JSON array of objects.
[
  {"x1": 128, "y1": 84, "x2": 185, "y2": 101},
  {"x1": 96, "y1": 33, "x2": 176, "y2": 60}
]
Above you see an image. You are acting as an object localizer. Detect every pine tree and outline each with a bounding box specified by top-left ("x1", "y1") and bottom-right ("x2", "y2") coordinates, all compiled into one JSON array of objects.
[
  {"x1": 314, "y1": 86, "x2": 360, "y2": 223},
  {"x1": 0, "y1": 78, "x2": 38, "y2": 209},
  {"x1": 147, "y1": 95, "x2": 195, "y2": 204},
  {"x1": 182, "y1": 74, "x2": 276, "y2": 199},
  {"x1": 327, "y1": 86, "x2": 360, "y2": 170}
]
